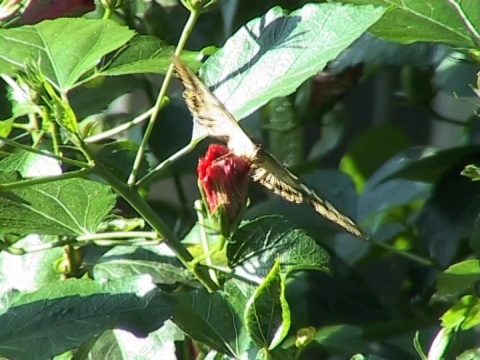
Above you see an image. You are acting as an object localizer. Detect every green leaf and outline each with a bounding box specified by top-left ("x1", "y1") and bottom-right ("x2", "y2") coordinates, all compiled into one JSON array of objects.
[
  {"x1": 0, "y1": 177, "x2": 116, "y2": 236},
  {"x1": 265, "y1": 97, "x2": 303, "y2": 167},
  {"x1": 88, "y1": 320, "x2": 184, "y2": 360},
  {"x1": 312, "y1": 325, "x2": 364, "y2": 353},
  {"x1": 0, "y1": 18, "x2": 134, "y2": 91},
  {"x1": 436, "y1": 259, "x2": 480, "y2": 298},
  {"x1": 191, "y1": 3, "x2": 385, "y2": 141},
  {"x1": 69, "y1": 76, "x2": 142, "y2": 120},
  {"x1": 433, "y1": 53, "x2": 480, "y2": 97},
  {"x1": 340, "y1": 126, "x2": 410, "y2": 192},
  {"x1": 228, "y1": 215, "x2": 330, "y2": 278},
  {"x1": 379, "y1": 146, "x2": 480, "y2": 183},
  {"x1": 93, "y1": 245, "x2": 192, "y2": 285},
  {"x1": 100, "y1": 35, "x2": 201, "y2": 76},
  {"x1": 0, "y1": 235, "x2": 63, "y2": 294},
  {"x1": 244, "y1": 260, "x2": 290, "y2": 350},
  {"x1": 337, "y1": 0, "x2": 480, "y2": 48},
  {"x1": 461, "y1": 164, "x2": 480, "y2": 181},
  {"x1": 96, "y1": 140, "x2": 149, "y2": 182},
  {"x1": 0, "y1": 119, "x2": 13, "y2": 137},
  {"x1": 0, "y1": 151, "x2": 62, "y2": 177},
  {"x1": 0, "y1": 276, "x2": 173, "y2": 359},
  {"x1": 331, "y1": 34, "x2": 448, "y2": 72},
  {"x1": 440, "y1": 295, "x2": 480, "y2": 331},
  {"x1": 172, "y1": 289, "x2": 247, "y2": 358}
]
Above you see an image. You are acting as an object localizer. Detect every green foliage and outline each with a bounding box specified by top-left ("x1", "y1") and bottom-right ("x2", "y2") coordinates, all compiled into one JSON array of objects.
[{"x1": 0, "y1": 0, "x2": 479, "y2": 359}]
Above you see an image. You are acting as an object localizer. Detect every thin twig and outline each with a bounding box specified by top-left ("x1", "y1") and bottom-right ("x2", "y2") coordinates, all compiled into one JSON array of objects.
[
  {"x1": 127, "y1": 10, "x2": 201, "y2": 187},
  {"x1": 84, "y1": 107, "x2": 155, "y2": 143}
]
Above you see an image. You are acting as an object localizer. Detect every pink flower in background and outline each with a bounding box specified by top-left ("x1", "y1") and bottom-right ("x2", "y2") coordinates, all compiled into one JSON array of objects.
[
  {"x1": 197, "y1": 144, "x2": 250, "y2": 222},
  {"x1": 19, "y1": 0, "x2": 95, "y2": 25}
]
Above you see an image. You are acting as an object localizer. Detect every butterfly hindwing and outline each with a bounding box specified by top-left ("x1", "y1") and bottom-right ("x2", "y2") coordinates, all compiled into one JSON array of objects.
[{"x1": 251, "y1": 149, "x2": 368, "y2": 239}]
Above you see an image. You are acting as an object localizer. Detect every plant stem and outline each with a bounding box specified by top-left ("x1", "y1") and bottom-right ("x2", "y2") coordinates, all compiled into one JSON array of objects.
[
  {"x1": 195, "y1": 200, "x2": 219, "y2": 284},
  {"x1": 84, "y1": 107, "x2": 155, "y2": 143},
  {"x1": 137, "y1": 139, "x2": 199, "y2": 187},
  {"x1": 0, "y1": 136, "x2": 89, "y2": 168},
  {"x1": 77, "y1": 231, "x2": 158, "y2": 242},
  {"x1": 369, "y1": 238, "x2": 435, "y2": 268},
  {"x1": 127, "y1": 9, "x2": 201, "y2": 187},
  {"x1": 0, "y1": 169, "x2": 92, "y2": 190},
  {"x1": 95, "y1": 162, "x2": 218, "y2": 291},
  {"x1": 103, "y1": 7, "x2": 113, "y2": 20}
]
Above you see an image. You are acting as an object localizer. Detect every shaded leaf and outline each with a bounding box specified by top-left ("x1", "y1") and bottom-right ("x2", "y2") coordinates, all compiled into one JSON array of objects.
[
  {"x1": 88, "y1": 320, "x2": 184, "y2": 360},
  {"x1": 433, "y1": 53, "x2": 480, "y2": 97},
  {"x1": 0, "y1": 234, "x2": 63, "y2": 294},
  {"x1": 416, "y1": 163, "x2": 480, "y2": 266},
  {"x1": 96, "y1": 140, "x2": 149, "y2": 182},
  {"x1": 436, "y1": 259, "x2": 480, "y2": 298},
  {"x1": 379, "y1": 146, "x2": 480, "y2": 184},
  {"x1": 0, "y1": 276, "x2": 173, "y2": 360},
  {"x1": 93, "y1": 245, "x2": 192, "y2": 285},
  {"x1": 245, "y1": 260, "x2": 290, "y2": 350},
  {"x1": 313, "y1": 325, "x2": 364, "y2": 353},
  {"x1": 172, "y1": 289, "x2": 245, "y2": 358},
  {"x1": 340, "y1": 126, "x2": 410, "y2": 192},
  {"x1": 228, "y1": 215, "x2": 330, "y2": 280},
  {"x1": 0, "y1": 151, "x2": 61, "y2": 177},
  {"x1": 331, "y1": 34, "x2": 449, "y2": 72}
]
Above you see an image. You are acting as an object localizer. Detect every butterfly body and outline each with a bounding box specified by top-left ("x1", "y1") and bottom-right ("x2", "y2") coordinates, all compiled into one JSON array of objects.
[{"x1": 173, "y1": 58, "x2": 368, "y2": 240}]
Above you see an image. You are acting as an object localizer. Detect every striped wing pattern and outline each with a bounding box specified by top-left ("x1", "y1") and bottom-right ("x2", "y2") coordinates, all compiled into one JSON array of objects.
[
  {"x1": 251, "y1": 149, "x2": 368, "y2": 239},
  {"x1": 173, "y1": 57, "x2": 368, "y2": 239}
]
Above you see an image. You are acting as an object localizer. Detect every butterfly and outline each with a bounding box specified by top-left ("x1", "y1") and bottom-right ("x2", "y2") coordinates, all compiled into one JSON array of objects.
[{"x1": 173, "y1": 57, "x2": 368, "y2": 240}]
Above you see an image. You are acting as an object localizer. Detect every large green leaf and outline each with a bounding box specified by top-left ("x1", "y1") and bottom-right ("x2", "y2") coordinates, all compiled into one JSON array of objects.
[
  {"x1": 331, "y1": 34, "x2": 449, "y2": 72},
  {"x1": 244, "y1": 260, "x2": 290, "y2": 350},
  {"x1": 0, "y1": 176, "x2": 116, "y2": 236},
  {"x1": 340, "y1": 126, "x2": 410, "y2": 192},
  {"x1": 436, "y1": 259, "x2": 480, "y2": 298},
  {"x1": 265, "y1": 97, "x2": 303, "y2": 167},
  {"x1": 93, "y1": 245, "x2": 192, "y2": 285},
  {"x1": 379, "y1": 146, "x2": 480, "y2": 184},
  {"x1": 191, "y1": 3, "x2": 385, "y2": 141},
  {"x1": 100, "y1": 35, "x2": 201, "y2": 77},
  {"x1": 0, "y1": 276, "x2": 173, "y2": 360},
  {"x1": 87, "y1": 320, "x2": 184, "y2": 360},
  {"x1": 172, "y1": 289, "x2": 247, "y2": 358},
  {"x1": 0, "y1": 151, "x2": 61, "y2": 177},
  {"x1": 227, "y1": 215, "x2": 330, "y2": 279},
  {"x1": 0, "y1": 235, "x2": 63, "y2": 294},
  {"x1": 0, "y1": 18, "x2": 134, "y2": 91},
  {"x1": 336, "y1": 0, "x2": 480, "y2": 48}
]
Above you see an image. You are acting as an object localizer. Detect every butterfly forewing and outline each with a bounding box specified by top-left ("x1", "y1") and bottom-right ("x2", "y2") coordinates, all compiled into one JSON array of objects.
[
  {"x1": 173, "y1": 57, "x2": 368, "y2": 240},
  {"x1": 173, "y1": 58, "x2": 257, "y2": 158}
]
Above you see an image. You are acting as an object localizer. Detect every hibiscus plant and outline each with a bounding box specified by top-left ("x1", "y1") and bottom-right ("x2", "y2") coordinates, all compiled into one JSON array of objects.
[{"x1": 0, "y1": 0, "x2": 479, "y2": 359}]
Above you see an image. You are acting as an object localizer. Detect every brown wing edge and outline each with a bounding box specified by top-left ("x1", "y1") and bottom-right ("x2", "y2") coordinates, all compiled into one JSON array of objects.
[{"x1": 251, "y1": 150, "x2": 369, "y2": 240}]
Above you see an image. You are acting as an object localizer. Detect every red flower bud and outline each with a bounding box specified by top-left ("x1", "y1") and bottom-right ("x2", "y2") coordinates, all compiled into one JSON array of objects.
[{"x1": 197, "y1": 144, "x2": 250, "y2": 223}]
